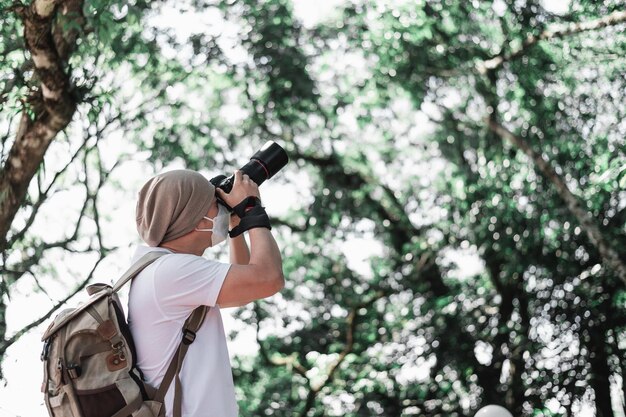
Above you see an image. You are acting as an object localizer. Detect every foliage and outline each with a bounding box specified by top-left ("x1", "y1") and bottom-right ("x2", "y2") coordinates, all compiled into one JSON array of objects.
[{"x1": 1, "y1": 0, "x2": 625, "y2": 416}]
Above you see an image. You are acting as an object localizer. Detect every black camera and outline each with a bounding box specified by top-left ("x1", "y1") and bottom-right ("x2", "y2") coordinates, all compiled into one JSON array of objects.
[{"x1": 210, "y1": 141, "x2": 289, "y2": 195}]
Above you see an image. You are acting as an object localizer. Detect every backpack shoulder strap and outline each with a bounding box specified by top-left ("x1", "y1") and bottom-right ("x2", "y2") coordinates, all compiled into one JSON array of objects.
[
  {"x1": 154, "y1": 306, "x2": 208, "y2": 417},
  {"x1": 112, "y1": 251, "x2": 168, "y2": 293},
  {"x1": 42, "y1": 251, "x2": 168, "y2": 341},
  {"x1": 123, "y1": 250, "x2": 209, "y2": 417}
]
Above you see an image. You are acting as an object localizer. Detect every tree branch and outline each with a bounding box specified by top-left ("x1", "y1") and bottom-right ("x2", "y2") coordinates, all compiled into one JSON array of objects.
[
  {"x1": 52, "y1": 0, "x2": 84, "y2": 62},
  {"x1": 297, "y1": 291, "x2": 388, "y2": 416},
  {"x1": 0, "y1": 252, "x2": 106, "y2": 358},
  {"x1": 312, "y1": 290, "x2": 387, "y2": 392},
  {"x1": 488, "y1": 119, "x2": 626, "y2": 287},
  {"x1": 253, "y1": 303, "x2": 310, "y2": 380},
  {"x1": 292, "y1": 149, "x2": 417, "y2": 252},
  {"x1": 477, "y1": 10, "x2": 626, "y2": 74},
  {"x1": 7, "y1": 133, "x2": 90, "y2": 248}
]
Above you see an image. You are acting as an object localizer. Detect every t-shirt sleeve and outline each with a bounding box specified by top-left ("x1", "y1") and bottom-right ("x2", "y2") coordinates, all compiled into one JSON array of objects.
[{"x1": 153, "y1": 254, "x2": 231, "y2": 313}]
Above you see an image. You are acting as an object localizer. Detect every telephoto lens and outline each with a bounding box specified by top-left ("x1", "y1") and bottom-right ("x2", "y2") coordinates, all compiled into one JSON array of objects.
[{"x1": 211, "y1": 141, "x2": 289, "y2": 194}]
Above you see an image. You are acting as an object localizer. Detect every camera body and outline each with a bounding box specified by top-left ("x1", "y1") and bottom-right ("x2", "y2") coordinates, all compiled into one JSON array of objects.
[{"x1": 210, "y1": 141, "x2": 289, "y2": 197}]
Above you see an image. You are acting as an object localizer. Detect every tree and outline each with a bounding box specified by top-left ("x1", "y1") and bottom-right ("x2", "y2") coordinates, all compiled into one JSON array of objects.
[
  {"x1": 0, "y1": 0, "x2": 177, "y2": 368},
  {"x1": 214, "y1": 1, "x2": 625, "y2": 415},
  {"x1": 1, "y1": 0, "x2": 625, "y2": 416}
]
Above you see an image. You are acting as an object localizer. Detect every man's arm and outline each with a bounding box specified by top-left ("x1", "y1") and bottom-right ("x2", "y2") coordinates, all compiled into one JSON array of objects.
[
  {"x1": 216, "y1": 171, "x2": 284, "y2": 308},
  {"x1": 229, "y1": 215, "x2": 250, "y2": 265},
  {"x1": 218, "y1": 227, "x2": 283, "y2": 308}
]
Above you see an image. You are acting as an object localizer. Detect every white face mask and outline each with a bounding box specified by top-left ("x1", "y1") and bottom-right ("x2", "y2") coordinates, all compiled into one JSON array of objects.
[{"x1": 195, "y1": 204, "x2": 229, "y2": 246}]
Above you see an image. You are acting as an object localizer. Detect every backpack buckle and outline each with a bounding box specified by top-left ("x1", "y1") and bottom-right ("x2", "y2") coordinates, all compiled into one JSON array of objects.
[
  {"x1": 67, "y1": 363, "x2": 82, "y2": 379},
  {"x1": 182, "y1": 329, "x2": 196, "y2": 345},
  {"x1": 41, "y1": 339, "x2": 52, "y2": 362},
  {"x1": 112, "y1": 340, "x2": 124, "y2": 353}
]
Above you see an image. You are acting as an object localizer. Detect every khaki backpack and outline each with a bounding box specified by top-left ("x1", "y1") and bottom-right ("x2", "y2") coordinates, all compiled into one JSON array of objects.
[{"x1": 41, "y1": 251, "x2": 207, "y2": 417}]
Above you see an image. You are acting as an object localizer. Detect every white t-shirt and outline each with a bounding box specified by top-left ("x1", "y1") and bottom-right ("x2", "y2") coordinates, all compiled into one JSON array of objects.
[{"x1": 128, "y1": 246, "x2": 238, "y2": 417}]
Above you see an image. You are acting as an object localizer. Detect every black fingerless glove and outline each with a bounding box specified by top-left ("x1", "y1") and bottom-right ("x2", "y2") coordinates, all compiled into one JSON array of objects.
[{"x1": 229, "y1": 197, "x2": 271, "y2": 237}]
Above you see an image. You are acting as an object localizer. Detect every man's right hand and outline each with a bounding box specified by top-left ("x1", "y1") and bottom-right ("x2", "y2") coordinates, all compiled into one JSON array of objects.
[{"x1": 216, "y1": 170, "x2": 261, "y2": 211}]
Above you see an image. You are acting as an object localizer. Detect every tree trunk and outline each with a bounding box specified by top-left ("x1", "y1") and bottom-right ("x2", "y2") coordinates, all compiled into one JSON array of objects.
[
  {"x1": 0, "y1": 296, "x2": 5, "y2": 380},
  {"x1": 507, "y1": 290, "x2": 530, "y2": 416},
  {"x1": 587, "y1": 325, "x2": 615, "y2": 417},
  {"x1": 0, "y1": 0, "x2": 83, "y2": 252}
]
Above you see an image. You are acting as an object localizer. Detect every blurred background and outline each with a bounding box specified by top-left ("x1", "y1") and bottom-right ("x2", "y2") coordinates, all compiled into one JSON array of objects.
[{"x1": 1, "y1": 0, "x2": 625, "y2": 416}]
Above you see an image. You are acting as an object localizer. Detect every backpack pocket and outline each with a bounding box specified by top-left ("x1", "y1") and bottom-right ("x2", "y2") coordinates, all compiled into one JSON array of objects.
[
  {"x1": 46, "y1": 390, "x2": 71, "y2": 417},
  {"x1": 75, "y1": 383, "x2": 127, "y2": 417},
  {"x1": 75, "y1": 377, "x2": 142, "y2": 417}
]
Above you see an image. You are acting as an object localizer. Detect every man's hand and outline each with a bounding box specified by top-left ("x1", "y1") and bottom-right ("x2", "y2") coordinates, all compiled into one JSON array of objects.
[{"x1": 216, "y1": 170, "x2": 261, "y2": 210}]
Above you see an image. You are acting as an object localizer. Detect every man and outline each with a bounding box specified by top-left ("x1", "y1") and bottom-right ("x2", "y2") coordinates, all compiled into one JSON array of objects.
[{"x1": 128, "y1": 169, "x2": 284, "y2": 417}]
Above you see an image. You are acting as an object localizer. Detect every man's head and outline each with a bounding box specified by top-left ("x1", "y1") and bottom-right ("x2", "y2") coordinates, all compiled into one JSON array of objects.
[{"x1": 136, "y1": 170, "x2": 216, "y2": 246}]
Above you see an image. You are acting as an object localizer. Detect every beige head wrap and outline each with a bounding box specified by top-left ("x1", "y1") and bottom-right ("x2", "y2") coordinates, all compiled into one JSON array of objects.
[{"x1": 136, "y1": 170, "x2": 215, "y2": 246}]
